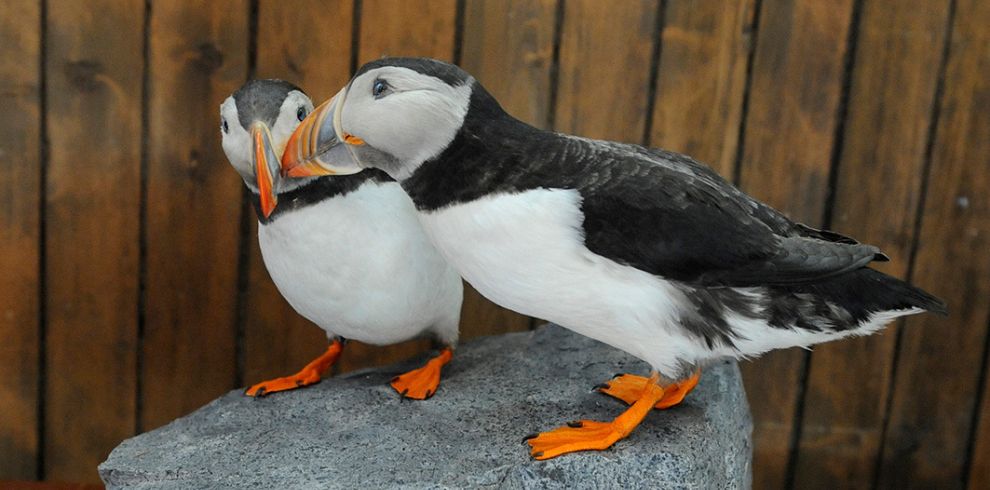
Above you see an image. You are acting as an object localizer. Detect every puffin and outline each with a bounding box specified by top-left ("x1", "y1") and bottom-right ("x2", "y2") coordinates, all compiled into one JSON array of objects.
[
  {"x1": 219, "y1": 79, "x2": 463, "y2": 400},
  {"x1": 279, "y1": 58, "x2": 947, "y2": 460}
]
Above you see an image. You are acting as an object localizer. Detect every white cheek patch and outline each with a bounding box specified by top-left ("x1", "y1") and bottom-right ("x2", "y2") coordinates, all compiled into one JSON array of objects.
[{"x1": 341, "y1": 68, "x2": 473, "y2": 172}]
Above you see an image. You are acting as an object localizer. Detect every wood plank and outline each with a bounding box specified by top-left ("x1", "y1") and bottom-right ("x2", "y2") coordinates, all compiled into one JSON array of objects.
[
  {"x1": 456, "y1": 0, "x2": 559, "y2": 339},
  {"x1": 792, "y1": 1, "x2": 951, "y2": 487},
  {"x1": 554, "y1": 0, "x2": 659, "y2": 143},
  {"x1": 877, "y1": 0, "x2": 990, "y2": 486},
  {"x1": 0, "y1": 0, "x2": 41, "y2": 480},
  {"x1": 735, "y1": 0, "x2": 855, "y2": 488},
  {"x1": 243, "y1": 0, "x2": 355, "y2": 390},
  {"x1": 44, "y1": 0, "x2": 143, "y2": 482},
  {"x1": 648, "y1": 0, "x2": 756, "y2": 175},
  {"x1": 358, "y1": 0, "x2": 458, "y2": 63},
  {"x1": 971, "y1": 374, "x2": 990, "y2": 489},
  {"x1": 142, "y1": 0, "x2": 248, "y2": 430},
  {"x1": 338, "y1": 0, "x2": 459, "y2": 373}
]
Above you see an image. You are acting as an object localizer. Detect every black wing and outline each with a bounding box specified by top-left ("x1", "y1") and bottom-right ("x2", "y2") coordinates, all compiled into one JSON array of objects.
[{"x1": 574, "y1": 143, "x2": 885, "y2": 287}]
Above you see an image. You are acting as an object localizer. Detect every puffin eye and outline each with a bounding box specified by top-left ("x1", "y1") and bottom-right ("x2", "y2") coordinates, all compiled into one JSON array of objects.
[
  {"x1": 296, "y1": 106, "x2": 307, "y2": 121},
  {"x1": 221, "y1": 117, "x2": 229, "y2": 133},
  {"x1": 372, "y1": 79, "x2": 388, "y2": 98}
]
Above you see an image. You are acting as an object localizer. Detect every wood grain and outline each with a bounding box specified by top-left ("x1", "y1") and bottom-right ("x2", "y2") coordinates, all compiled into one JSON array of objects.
[
  {"x1": 554, "y1": 0, "x2": 659, "y2": 143},
  {"x1": 142, "y1": 0, "x2": 248, "y2": 430},
  {"x1": 735, "y1": 0, "x2": 855, "y2": 487},
  {"x1": 338, "y1": 0, "x2": 459, "y2": 373},
  {"x1": 0, "y1": 0, "x2": 41, "y2": 480},
  {"x1": 648, "y1": 0, "x2": 756, "y2": 175},
  {"x1": 44, "y1": 0, "x2": 144, "y2": 482},
  {"x1": 876, "y1": 0, "x2": 990, "y2": 487},
  {"x1": 357, "y1": 0, "x2": 458, "y2": 63},
  {"x1": 242, "y1": 0, "x2": 355, "y2": 391},
  {"x1": 457, "y1": 0, "x2": 559, "y2": 339},
  {"x1": 792, "y1": 1, "x2": 951, "y2": 487}
]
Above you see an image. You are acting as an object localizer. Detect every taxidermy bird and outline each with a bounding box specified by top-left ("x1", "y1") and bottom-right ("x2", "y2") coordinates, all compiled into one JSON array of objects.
[
  {"x1": 219, "y1": 79, "x2": 463, "y2": 400},
  {"x1": 280, "y1": 58, "x2": 947, "y2": 460}
]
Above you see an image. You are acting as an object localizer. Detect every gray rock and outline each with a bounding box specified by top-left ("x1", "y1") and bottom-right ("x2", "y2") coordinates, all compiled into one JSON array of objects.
[{"x1": 100, "y1": 324, "x2": 752, "y2": 489}]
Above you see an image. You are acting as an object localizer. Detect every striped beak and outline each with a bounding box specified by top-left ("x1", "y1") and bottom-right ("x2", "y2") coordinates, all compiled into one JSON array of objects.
[
  {"x1": 280, "y1": 89, "x2": 364, "y2": 178},
  {"x1": 251, "y1": 122, "x2": 281, "y2": 218}
]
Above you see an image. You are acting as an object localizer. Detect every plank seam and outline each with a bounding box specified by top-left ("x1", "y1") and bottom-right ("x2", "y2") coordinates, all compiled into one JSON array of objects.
[
  {"x1": 135, "y1": 0, "x2": 152, "y2": 436},
  {"x1": 964, "y1": 311, "x2": 990, "y2": 488},
  {"x1": 350, "y1": 0, "x2": 362, "y2": 75},
  {"x1": 36, "y1": 0, "x2": 50, "y2": 480},
  {"x1": 640, "y1": 0, "x2": 666, "y2": 147},
  {"x1": 452, "y1": 0, "x2": 466, "y2": 64},
  {"x1": 873, "y1": 0, "x2": 958, "y2": 486},
  {"x1": 729, "y1": 0, "x2": 762, "y2": 186},
  {"x1": 545, "y1": 0, "x2": 565, "y2": 131}
]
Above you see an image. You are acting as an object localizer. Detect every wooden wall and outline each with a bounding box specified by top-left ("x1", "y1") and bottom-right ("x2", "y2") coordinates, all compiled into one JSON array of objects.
[{"x1": 0, "y1": 0, "x2": 987, "y2": 487}]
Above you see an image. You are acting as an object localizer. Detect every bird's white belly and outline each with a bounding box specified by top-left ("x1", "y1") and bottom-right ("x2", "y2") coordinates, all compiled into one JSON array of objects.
[
  {"x1": 258, "y1": 182, "x2": 462, "y2": 345},
  {"x1": 417, "y1": 188, "x2": 701, "y2": 373}
]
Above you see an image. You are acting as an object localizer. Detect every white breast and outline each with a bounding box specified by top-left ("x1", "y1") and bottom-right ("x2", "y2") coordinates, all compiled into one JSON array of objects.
[
  {"x1": 416, "y1": 188, "x2": 707, "y2": 374},
  {"x1": 258, "y1": 181, "x2": 462, "y2": 345}
]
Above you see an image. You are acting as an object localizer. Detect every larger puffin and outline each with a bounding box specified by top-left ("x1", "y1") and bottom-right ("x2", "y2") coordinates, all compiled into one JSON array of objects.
[
  {"x1": 219, "y1": 79, "x2": 463, "y2": 400},
  {"x1": 281, "y1": 58, "x2": 947, "y2": 459}
]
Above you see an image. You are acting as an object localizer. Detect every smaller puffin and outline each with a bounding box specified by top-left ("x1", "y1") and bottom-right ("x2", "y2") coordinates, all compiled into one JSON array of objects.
[
  {"x1": 281, "y1": 58, "x2": 947, "y2": 460},
  {"x1": 219, "y1": 79, "x2": 463, "y2": 400}
]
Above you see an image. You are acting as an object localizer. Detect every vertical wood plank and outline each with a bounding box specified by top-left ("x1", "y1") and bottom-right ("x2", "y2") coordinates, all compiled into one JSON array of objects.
[
  {"x1": 792, "y1": 0, "x2": 951, "y2": 487},
  {"x1": 648, "y1": 0, "x2": 755, "y2": 175},
  {"x1": 142, "y1": 0, "x2": 248, "y2": 430},
  {"x1": 735, "y1": 0, "x2": 855, "y2": 487},
  {"x1": 0, "y1": 0, "x2": 41, "y2": 480},
  {"x1": 457, "y1": 0, "x2": 558, "y2": 339},
  {"x1": 337, "y1": 0, "x2": 459, "y2": 373},
  {"x1": 243, "y1": 0, "x2": 355, "y2": 389},
  {"x1": 878, "y1": 0, "x2": 990, "y2": 486},
  {"x1": 44, "y1": 0, "x2": 143, "y2": 481},
  {"x1": 554, "y1": 0, "x2": 659, "y2": 143},
  {"x1": 972, "y1": 355, "x2": 990, "y2": 488}
]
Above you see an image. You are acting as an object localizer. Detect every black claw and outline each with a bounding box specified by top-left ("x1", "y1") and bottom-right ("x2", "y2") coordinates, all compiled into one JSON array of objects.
[
  {"x1": 522, "y1": 433, "x2": 539, "y2": 443},
  {"x1": 567, "y1": 421, "x2": 583, "y2": 428},
  {"x1": 295, "y1": 380, "x2": 304, "y2": 387},
  {"x1": 391, "y1": 376, "x2": 399, "y2": 383},
  {"x1": 533, "y1": 451, "x2": 544, "y2": 459},
  {"x1": 612, "y1": 372, "x2": 624, "y2": 380},
  {"x1": 399, "y1": 389, "x2": 409, "y2": 401},
  {"x1": 593, "y1": 383, "x2": 609, "y2": 392},
  {"x1": 425, "y1": 390, "x2": 435, "y2": 399}
]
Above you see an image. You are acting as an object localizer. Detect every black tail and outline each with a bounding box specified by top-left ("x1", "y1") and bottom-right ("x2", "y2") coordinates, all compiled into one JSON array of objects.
[{"x1": 786, "y1": 267, "x2": 948, "y2": 324}]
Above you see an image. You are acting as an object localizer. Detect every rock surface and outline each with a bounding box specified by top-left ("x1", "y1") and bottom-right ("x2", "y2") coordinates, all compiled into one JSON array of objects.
[{"x1": 100, "y1": 325, "x2": 752, "y2": 489}]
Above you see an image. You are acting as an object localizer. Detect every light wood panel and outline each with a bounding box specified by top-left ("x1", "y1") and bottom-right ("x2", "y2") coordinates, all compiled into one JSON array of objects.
[
  {"x1": 0, "y1": 0, "x2": 42, "y2": 480},
  {"x1": 44, "y1": 0, "x2": 144, "y2": 481},
  {"x1": 142, "y1": 0, "x2": 248, "y2": 430}
]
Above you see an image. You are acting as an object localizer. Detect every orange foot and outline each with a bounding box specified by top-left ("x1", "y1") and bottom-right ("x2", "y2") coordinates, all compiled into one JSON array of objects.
[
  {"x1": 245, "y1": 339, "x2": 344, "y2": 397},
  {"x1": 526, "y1": 372, "x2": 667, "y2": 460},
  {"x1": 390, "y1": 347, "x2": 453, "y2": 400},
  {"x1": 596, "y1": 370, "x2": 701, "y2": 409}
]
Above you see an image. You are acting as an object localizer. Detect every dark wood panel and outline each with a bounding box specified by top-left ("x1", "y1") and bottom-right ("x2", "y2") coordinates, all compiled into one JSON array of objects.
[
  {"x1": 735, "y1": 0, "x2": 855, "y2": 487},
  {"x1": 338, "y1": 0, "x2": 458, "y2": 372},
  {"x1": 457, "y1": 0, "x2": 558, "y2": 339},
  {"x1": 0, "y1": 0, "x2": 41, "y2": 480},
  {"x1": 142, "y1": 0, "x2": 248, "y2": 430},
  {"x1": 793, "y1": 1, "x2": 951, "y2": 487},
  {"x1": 877, "y1": 0, "x2": 990, "y2": 487},
  {"x1": 243, "y1": 0, "x2": 355, "y2": 390},
  {"x1": 44, "y1": 0, "x2": 144, "y2": 482},
  {"x1": 554, "y1": 0, "x2": 659, "y2": 143},
  {"x1": 648, "y1": 0, "x2": 755, "y2": 175}
]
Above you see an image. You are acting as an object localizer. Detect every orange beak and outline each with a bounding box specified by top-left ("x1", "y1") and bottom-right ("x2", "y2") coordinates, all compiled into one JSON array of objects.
[
  {"x1": 281, "y1": 89, "x2": 366, "y2": 178},
  {"x1": 251, "y1": 123, "x2": 279, "y2": 218}
]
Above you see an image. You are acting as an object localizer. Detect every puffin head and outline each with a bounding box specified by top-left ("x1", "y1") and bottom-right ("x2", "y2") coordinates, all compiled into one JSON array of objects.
[
  {"x1": 280, "y1": 58, "x2": 477, "y2": 181},
  {"x1": 220, "y1": 79, "x2": 315, "y2": 218}
]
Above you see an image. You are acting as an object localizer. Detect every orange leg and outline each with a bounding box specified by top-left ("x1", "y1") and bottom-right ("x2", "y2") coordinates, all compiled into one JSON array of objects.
[
  {"x1": 525, "y1": 372, "x2": 667, "y2": 460},
  {"x1": 390, "y1": 347, "x2": 453, "y2": 400},
  {"x1": 245, "y1": 339, "x2": 344, "y2": 397},
  {"x1": 596, "y1": 370, "x2": 701, "y2": 409}
]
